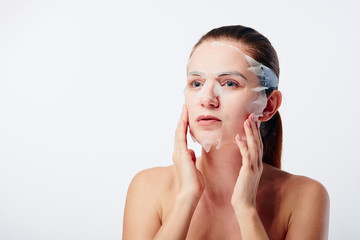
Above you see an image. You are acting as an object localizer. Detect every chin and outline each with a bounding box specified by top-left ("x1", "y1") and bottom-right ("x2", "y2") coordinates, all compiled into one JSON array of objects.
[
  {"x1": 190, "y1": 128, "x2": 226, "y2": 149},
  {"x1": 190, "y1": 127, "x2": 221, "y2": 139}
]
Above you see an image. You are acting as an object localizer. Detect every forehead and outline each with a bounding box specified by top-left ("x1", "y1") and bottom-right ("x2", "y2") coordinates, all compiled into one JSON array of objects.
[{"x1": 188, "y1": 41, "x2": 252, "y2": 72}]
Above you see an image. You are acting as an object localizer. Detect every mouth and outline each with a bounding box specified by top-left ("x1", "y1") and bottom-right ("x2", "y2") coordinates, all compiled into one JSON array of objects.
[{"x1": 196, "y1": 115, "x2": 222, "y2": 126}]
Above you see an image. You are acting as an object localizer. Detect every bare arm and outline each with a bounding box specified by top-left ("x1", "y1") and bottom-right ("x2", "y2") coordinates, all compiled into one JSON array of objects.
[
  {"x1": 123, "y1": 106, "x2": 204, "y2": 240},
  {"x1": 153, "y1": 193, "x2": 200, "y2": 240},
  {"x1": 231, "y1": 114, "x2": 330, "y2": 239},
  {"x1": 123, "y1": 174, "x2": 201, "y2": 240},
  {"x1": 232, "y1": 113, "x2": 269, "y2": 239},
  {"x1": 154, "y1": 106, "x2": 204, "y2": 239}
]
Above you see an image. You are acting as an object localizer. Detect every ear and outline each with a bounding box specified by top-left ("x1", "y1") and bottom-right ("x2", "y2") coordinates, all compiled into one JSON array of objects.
[{"x1": 258, "y1": 90, "x2": 282, "y2": 122}]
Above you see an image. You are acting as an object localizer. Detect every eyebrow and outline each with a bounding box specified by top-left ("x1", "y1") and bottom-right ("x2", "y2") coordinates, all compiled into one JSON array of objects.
[
  {"x1": 187, "y1": 70, "x2": 247, "y2": 81},
  {"x1": 215, "y1": 71, "x2": 247, "y2": 80},
  {"x1": 187, "y1": 71, "x2": 206, "y2": 78}
]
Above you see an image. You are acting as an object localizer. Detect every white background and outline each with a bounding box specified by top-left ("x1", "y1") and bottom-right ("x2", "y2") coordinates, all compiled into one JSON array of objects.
[{"x1": 1, "y1": 0, "x2": 359, "y2": 239}]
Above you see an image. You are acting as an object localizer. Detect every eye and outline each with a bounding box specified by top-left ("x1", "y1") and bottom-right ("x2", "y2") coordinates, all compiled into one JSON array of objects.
[
  {"x1": 190, "y1": 80, "x2": 203, "y2": 88},
  {"x1": 223, "y1": 80, "x2": 239, "y2": 87}
]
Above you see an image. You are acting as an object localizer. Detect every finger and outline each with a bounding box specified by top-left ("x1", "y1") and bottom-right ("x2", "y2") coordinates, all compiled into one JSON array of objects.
[
  {"x1": 250, "y1": 114, "x2": 261, "y2": 150},
  {"x1": 188, "y1": 149, "x2": 196, "y2": 163},
  {"x1": 236, "y1": 134, "x2": 250, "y2": 169},
  {"x1": 256, "y1": 122, "x2": 264, "y2": 167},
  {"x1": 174, "y1": 105, "x2": 188, "y2": 151},
  {"x1": 257, "y1": 135, "x2": 263, "y2": 169},
  {"x1": 255, "y1": 123, "x2": 263, "y2": 169},
  {"x1": 181, "y1": 105, "x2": 189, "y2": 135},
  {"x1": 249, "y1": 114, "x2": 263, "y2": 168},
  {"x1": 244, "y1": 117, "x2": 258, "y2": 164}
]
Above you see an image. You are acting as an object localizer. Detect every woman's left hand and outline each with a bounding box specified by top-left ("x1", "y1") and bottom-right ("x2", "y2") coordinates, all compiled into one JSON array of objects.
[{"x1": 231, "y1": 113, "x2": 263, "y2": 210}]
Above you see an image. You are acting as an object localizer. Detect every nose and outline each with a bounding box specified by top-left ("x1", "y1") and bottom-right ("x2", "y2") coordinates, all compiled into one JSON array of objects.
[{"x1": 200, "y1": 81, "x2": 220, "y2": 108}]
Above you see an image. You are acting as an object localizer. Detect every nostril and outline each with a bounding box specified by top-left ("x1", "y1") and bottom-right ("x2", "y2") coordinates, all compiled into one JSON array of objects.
[{"x1": 205, "y1": 97, "x2": 219, "y2": 108}]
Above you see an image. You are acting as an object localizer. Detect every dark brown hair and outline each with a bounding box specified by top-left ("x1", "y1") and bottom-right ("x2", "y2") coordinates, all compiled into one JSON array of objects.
[{"x1": 191, "y1": 25, "x2": 282, "y2": 169}]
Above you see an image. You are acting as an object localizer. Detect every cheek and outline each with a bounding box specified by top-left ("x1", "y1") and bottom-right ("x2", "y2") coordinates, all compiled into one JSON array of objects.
[
  {"x1": 220, "y1": 93, "x2": 256, "y2": 132},
  {"x1": 222, "y1": 106, "x2": 247, "y2": 133},
  {"x1": 185, "y1": 89, "x2": 258, "y2": 128},
  {"x1": 220, "y1": 103, "x2": 249, "y2": 141},
  {"x1": 221, "y1": 92, "x2": 253, "y2": 117},
  {"x1": 184, "y1": 91, "x2": 193, "y2": 105}
]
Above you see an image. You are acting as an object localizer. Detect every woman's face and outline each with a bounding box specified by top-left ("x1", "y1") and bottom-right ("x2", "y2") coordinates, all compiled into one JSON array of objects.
[{"x1": 185, "y1": 40, "x2": 263, "y2": 151}]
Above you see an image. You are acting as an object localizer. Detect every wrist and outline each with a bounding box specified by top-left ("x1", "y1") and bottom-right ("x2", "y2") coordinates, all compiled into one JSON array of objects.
[
  {"x1": 233, "y1": 203, "x2": 257, "y2": 219},
  {"x1": 176, "y1": 190, "x2": 203, "y2": 206},
  {"x1": 179, "y1": 185, "x2": 204, "y2": 202}
]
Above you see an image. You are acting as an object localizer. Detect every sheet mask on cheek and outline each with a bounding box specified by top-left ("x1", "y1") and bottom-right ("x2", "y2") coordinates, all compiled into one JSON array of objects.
[
  {"x1": 185, "y1": 41, "x2": 279, "y2": 152},
  {"x1": 185, "y1": 78, "x2": 225, "y2": 152}
]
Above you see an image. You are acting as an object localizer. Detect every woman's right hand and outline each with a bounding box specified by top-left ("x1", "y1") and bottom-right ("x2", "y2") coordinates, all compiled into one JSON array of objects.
[{"x1": 173, "y1": 105, "x2": 205, "y2": 200}]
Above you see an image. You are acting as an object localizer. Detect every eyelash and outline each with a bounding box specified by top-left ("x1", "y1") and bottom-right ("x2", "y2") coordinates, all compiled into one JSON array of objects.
[
  {"x1": 189, "y1": 80, "x2": 240, "y2": 88},
  {"x1": 189, "y1": 80, "x2": 203, "y2": 88},
  {"x1": 222, "y1": 80, "x2": 239, "y2": 87}
]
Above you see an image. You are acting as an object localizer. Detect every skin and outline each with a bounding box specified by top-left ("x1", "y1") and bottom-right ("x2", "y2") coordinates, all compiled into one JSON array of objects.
[
  {"x1": 123, "y1": 40, "x2": 330, "y2": 240},
  {"x1": 185, "y1": 40, "x2": 268, "y2": 149}
]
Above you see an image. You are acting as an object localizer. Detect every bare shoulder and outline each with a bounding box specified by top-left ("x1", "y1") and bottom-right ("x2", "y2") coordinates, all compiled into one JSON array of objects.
[
  {"x1": 123, "y1": 165, "x2": 177, "y2": 239},
  {"x1": 261, "y1": 164, "x2": 330, "y2": 239},
  {"x1": 131, "y1": 165, "x2": 175, "y2": 183},
  {"x1": 279, "y1": 169, "x2": 329, "y2": 206},
  {"x1": 262, "y1": 163, "x2": 329, "y2": 202},
  {"x1": 129, "y1": 165, "x2": 177, "y2": 195}
]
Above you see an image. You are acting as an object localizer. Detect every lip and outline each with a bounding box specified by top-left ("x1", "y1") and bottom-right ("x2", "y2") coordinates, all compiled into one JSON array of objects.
[
  {"x1": 196, "y1": 115, "x2": 222, "y2": 126},
  {"x1": 196, "y1": 115, "x2": 221, "y2": 122}
]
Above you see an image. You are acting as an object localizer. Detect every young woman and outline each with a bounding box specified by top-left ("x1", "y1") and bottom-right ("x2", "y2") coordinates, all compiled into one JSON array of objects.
[{"x1": 123, "y1": 25, "x2": 330, "y2": 240}]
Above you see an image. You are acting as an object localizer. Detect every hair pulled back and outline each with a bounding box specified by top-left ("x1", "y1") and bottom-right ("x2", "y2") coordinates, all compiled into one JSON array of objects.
[{"x1": 191, "y1": 25, "x2": 282, "y2": 169}]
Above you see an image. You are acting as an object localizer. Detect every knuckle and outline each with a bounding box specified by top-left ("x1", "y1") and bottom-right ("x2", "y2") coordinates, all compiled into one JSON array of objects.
[{"x1": 259, "y1": 164, "x2": 263, "y2": 173}]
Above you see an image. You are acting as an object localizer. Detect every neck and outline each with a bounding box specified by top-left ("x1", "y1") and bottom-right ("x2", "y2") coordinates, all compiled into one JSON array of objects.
[{"x1": 197, "y1": 142, "x2": 243, "y2": 205}]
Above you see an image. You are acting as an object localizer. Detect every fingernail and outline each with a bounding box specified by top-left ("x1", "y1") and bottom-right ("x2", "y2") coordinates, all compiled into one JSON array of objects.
[
  {"x1": 246, "y1": 120, "x2": 251, "y2": 128},
  {"x1": 236, "y1": 134, "x2": 241, "y2": 141},
  {"x1": 182, "y1": 105, "x2": 185, "y2": 115},
  {"x1": 250, "y1": 114, "x2": 254, "y2": 122}
]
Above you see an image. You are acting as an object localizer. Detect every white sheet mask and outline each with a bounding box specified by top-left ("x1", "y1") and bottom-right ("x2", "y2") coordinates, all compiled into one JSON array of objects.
[
  {"x1": 197, "y1": 77, "x2": 224, "y2": 103},
  {"x1": 185, "y1": 41, "x2": 279, "y2": 152},
  {"x1": 245, "y1": 55, "x2": 279, "y2": 123},
  {"x1": 186, "y1": 72, "x2": 225, "y2": 152},
  {"x1": 246, "y1": 56, "x2": 278, "y2": 89}
]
